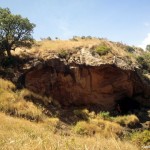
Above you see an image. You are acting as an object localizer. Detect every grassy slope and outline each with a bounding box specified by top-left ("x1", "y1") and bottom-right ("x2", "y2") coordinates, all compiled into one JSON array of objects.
[
  {"x1": 0, "y1": 78, "x2": 142, "y2": 150},
  {"x1": 1, "y1": 38, "x2": 149, "y2": 150},
  {"x1": 0, "y1": 112, "x2": 139, "y2": 150}
]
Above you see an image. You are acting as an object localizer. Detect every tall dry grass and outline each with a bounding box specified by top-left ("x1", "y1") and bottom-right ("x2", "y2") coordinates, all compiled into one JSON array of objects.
[
  {"x1": 0, "y1": 78, "x2": 141, "y2": 149},
  {"x1": 14, "y1": 38, "x2": 138, "y2": 62},
  {"x1": 113, "y1": 115, "x2": 140, "y2": 127},
  {"x1": 0, "y1": 112, "x2": 139, "y2": 150},
  {"x1": 0, "y1": 78, "x2": 16, "y2": 91},
  {"x1": 0, "y1": 78, "x2": 45, "y2": 121}
]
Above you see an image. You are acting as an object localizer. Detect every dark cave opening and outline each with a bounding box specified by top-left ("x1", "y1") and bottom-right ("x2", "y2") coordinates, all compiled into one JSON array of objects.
[{"x1": 115, "y1": 97, "x2": 141, "y2": 114}]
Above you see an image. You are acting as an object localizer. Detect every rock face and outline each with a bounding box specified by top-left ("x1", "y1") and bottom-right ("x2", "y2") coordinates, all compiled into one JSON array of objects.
[{"x1": 25, "y1": 57, "x2": 144, "y2": 110}]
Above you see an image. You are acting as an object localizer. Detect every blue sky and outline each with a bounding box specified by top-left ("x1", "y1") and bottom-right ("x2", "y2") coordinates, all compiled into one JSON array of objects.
[{"x1": 1, "y1": 0, "x2": 150, "y2": 49}]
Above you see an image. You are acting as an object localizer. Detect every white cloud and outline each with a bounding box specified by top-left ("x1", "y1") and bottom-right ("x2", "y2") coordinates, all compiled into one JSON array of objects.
[{"x1": 139, "y1": 33, "x2": 150, "y2": 50}]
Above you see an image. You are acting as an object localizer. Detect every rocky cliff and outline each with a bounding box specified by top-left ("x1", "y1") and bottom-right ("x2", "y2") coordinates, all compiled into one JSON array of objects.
[{"x1": 21, "y1": 40, "x2": 149, "y2": 110}]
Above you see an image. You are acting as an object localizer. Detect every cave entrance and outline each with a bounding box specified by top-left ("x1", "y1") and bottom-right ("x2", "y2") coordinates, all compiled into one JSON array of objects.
[{"x1": 115, "y1": 97, "x2": 140, "y2": 114}]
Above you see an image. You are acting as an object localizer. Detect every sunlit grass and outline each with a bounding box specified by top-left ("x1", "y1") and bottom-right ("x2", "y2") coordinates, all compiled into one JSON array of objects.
[
  {"x1": 0, "y1": 78, "x2": 142, "y2": 150},
  {"x1": 0, "y1": 78, "x2": 16, "y2": 91},
  {"x1": 113, "y1": 115, "x2": 140, "y2": 127},
  {"x1": 0, "y1": 112, "x2": 139, "y2": 150},
  {"x1": 0, "y1": 78, "x2": 45, "y2": 121}
]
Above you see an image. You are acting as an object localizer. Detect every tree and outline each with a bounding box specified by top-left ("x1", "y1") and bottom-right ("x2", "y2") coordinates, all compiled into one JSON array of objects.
[
  {"x1": 146, "y1": 44, "x2": 150, "y2": 52},
  {"x1": 0, "y1": 7, "x2": 35, "y2": 57}
]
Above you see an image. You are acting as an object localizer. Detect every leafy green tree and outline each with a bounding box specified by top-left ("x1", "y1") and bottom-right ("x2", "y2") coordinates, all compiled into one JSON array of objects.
[
  {"x1": 137, "y1": 53, "x2": 150, "y2": 72},
  {"x1": 146, "y1": 44, "x2": 150, "y2": 52},
  {"x1": 0, "y1": 7, "x2": 35, "y2": 57}
]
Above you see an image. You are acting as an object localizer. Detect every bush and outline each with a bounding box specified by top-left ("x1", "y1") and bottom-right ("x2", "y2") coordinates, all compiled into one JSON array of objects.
[
  {"x1": 126, "y1": 46, "x2": 135, "y2": 53},
  {"x1": 98, "y1": 111, "x2": 112, "y2": 121},
  {"x1": 136, "y1": 52, "x2": 150, "y2": 72},
  {"x1": 58, "y1": 50, "x2": 68, "y2": 59},
  {"x1": 130, "y1": 130, "x2": 150, "y2": 146},
  {"x1": 95, "y1": 45, "x2": 110, "y2": 56},
  {"x1": 81, "y1": 36, "x2": 86, "y2": 39}
]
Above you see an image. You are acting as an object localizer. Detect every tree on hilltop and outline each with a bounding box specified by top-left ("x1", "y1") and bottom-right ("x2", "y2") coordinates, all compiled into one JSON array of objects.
[
  {"x1": 0, "y1": 7, "x2": 35, "y2": 57},
  {"x1": 146, "y1": 44, "x2": 150, "y2": 52}
]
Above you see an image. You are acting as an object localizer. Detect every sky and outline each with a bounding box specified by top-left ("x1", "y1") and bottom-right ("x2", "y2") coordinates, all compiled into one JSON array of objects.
[{"x1": 1, "y1": 0, "x2": 150, "y2": 49}]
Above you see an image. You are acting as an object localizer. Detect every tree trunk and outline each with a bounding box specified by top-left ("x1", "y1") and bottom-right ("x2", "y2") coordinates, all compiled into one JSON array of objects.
[{"x1": 6, "y1": 49, "x2": 12, "y2": 57}]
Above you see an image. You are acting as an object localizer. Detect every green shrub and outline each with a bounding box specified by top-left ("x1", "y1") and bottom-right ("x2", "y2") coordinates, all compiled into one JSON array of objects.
[
  {"x1": 126, "y1": 46, "x2": 135, "y2": 53},
  {"x1": 58, "y1": 50, "x2": 68, "y2": 59},
  {"x1": 98, "y1": 111, "x2": 112, "y2": 121},
  {"x1": 136, "y1": 52, "x2": 150, "y2": 72},
  {"x1": 95, "y1": 45, "x2": 110, "y2": 56},
  {"x1": 130, "y1": 130, "x2": 150, "y2": 146},
  {"x1": 81, "y1": 36, "x2": 86, "y2": 39}
]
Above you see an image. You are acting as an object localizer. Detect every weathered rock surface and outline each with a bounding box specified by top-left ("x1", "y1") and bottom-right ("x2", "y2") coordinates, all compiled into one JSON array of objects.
[{"x1": 25, "y1": 47, "x2": 147, "y2": 110}]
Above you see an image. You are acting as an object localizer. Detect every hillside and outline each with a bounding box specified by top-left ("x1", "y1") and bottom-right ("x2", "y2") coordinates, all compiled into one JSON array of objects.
[{"x1": 0, "y1": 37, "x2": 150, "y2": 150}]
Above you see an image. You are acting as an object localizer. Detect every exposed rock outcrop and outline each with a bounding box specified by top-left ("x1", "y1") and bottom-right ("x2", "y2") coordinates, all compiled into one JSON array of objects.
[{"x1": 24, "y1": 47, "x2": 147, "y2": 110}]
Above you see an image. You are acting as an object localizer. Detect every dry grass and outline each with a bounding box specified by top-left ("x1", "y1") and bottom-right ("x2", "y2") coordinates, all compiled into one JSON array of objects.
[
  {"x1": 13, "y1": 38, "x2": 139, "y2": 62},
  {"x1": 0, "y1": 78, "x2": 141, "y2": 149},
  {"x1": 0, "y1": 78, "x2": 45, "y2": 121},
  {"x1": 91, "y1": 119, "x2": 123, "y2": 137},
  {"x1": 73, "y1": 108, "x2": 90, "y2": 120},
  {"x1": 74, "y1": 121, "x2": 100, "y2": 135},
  {"x1": 34, "y1": 39, "x2": 102, "y2": 51},
  {"x1": 19, "y1": 88, "x2": 52, "y2": 105},
  {"x1": 0, "y1": 89, "x2": 45, "y2": 121},
  {"x1": 0, "y1": 78, "x2": 16, "y2": 91},
  {"x1": 74, "y1": 118, "x2": 123, "y2": 137},
  {"x1": 0, "y1": 112, "x2": 139, "y2": 150}
]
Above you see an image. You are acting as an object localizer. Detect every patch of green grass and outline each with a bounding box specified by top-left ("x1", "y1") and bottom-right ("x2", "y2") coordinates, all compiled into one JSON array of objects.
[
  {"x1": 95, "y1": 45, "x2": 110, "y2": 56},
  {"x1": 98, "y1": 111, "x2": 112, "y2": 121}
]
